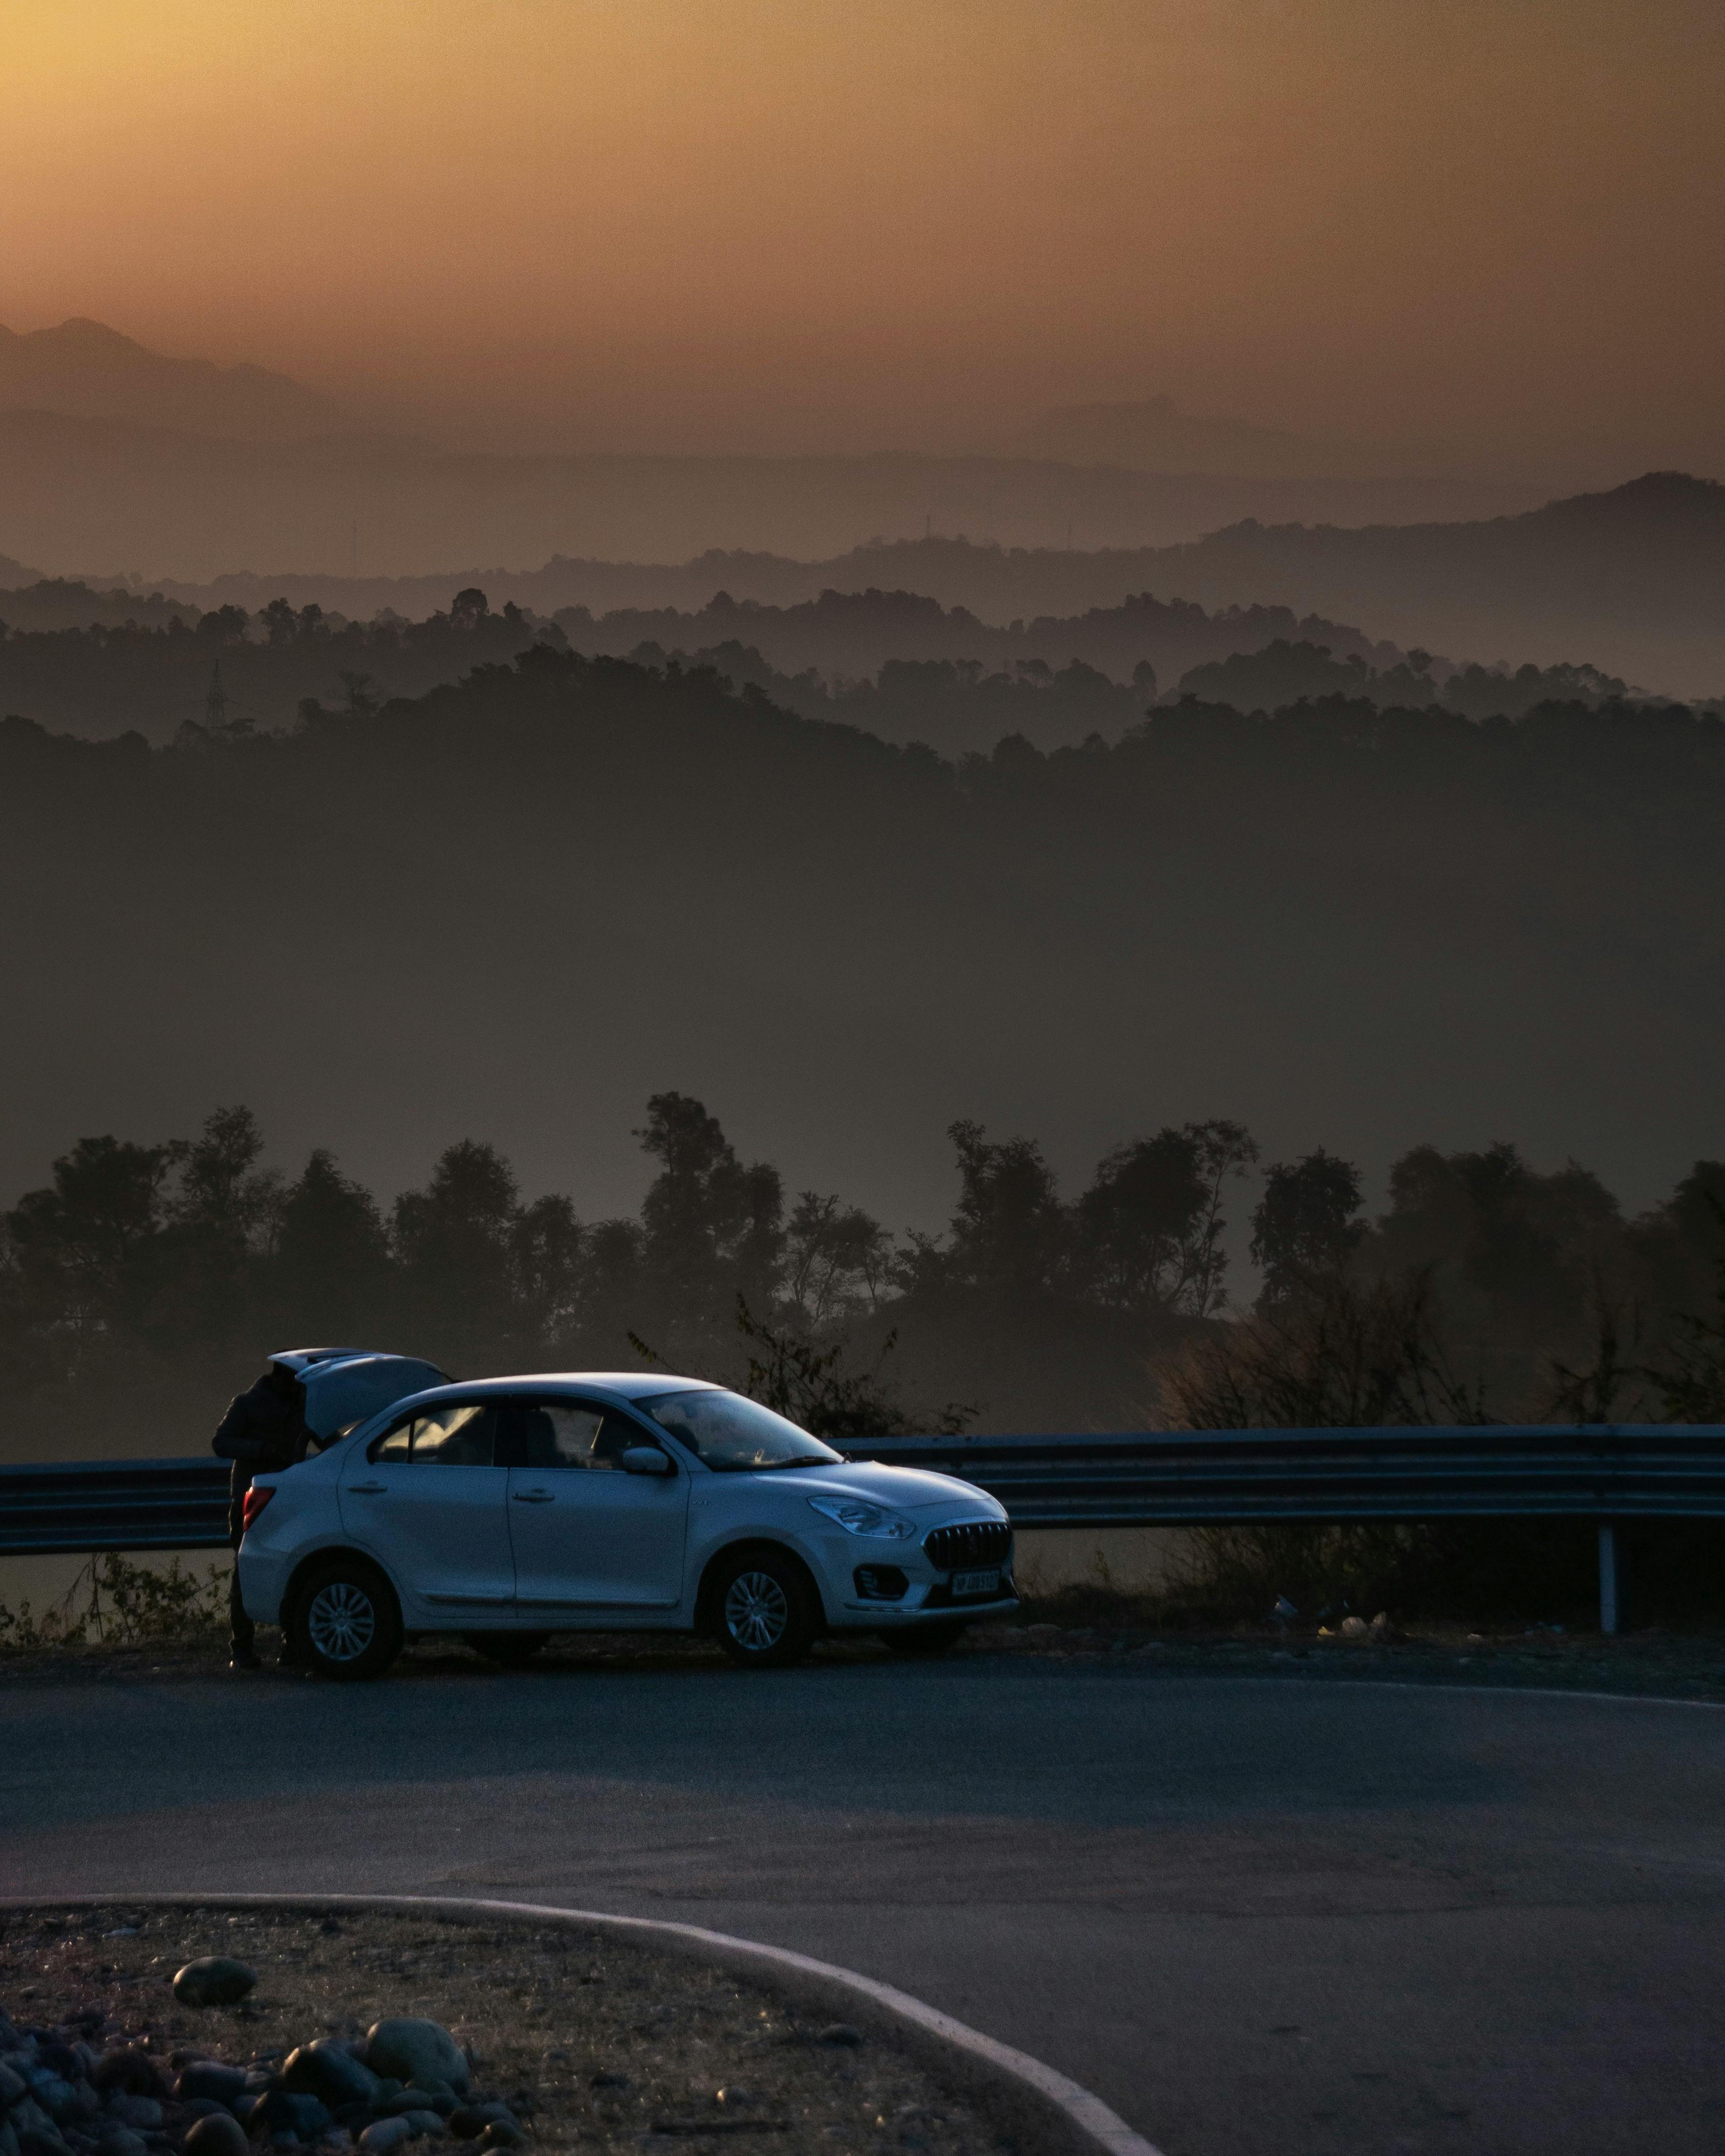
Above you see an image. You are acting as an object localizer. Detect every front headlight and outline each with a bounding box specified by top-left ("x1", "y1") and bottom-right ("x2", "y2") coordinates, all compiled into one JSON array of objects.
[{"x1": 807, "y1": 1496, "x2": 917, "y2": 1540}]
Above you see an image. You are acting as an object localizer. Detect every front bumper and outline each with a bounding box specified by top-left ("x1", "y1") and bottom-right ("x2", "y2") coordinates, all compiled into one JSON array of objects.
[{"x1": 837, "y1": 1567, "x2": 1018, "y2": 1624}]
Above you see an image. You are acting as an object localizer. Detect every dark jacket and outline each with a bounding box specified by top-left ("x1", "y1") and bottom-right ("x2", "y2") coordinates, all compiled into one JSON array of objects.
[{"x1": 215, "y1": 1373, "x2": 313, "y2": 1540}]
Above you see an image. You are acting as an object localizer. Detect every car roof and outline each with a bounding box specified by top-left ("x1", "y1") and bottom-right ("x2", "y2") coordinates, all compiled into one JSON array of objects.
[{"x1": 404, "y1": 1372, "x2": 721, "y2": 1403}]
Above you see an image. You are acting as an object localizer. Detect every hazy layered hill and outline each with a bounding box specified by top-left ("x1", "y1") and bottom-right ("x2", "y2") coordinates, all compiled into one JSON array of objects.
[
  {"x1": 0, "y1": 318, "x2": 344, "y2": 441},
  {"x1": 0, "y1": 653, "x2": 1718, "y2": 1239},
  {"x1": 0, "y1": 577, "x2": 1657, "y2": 755},
  {"x1": 552, "y1": 588, "x2": 1400, "y2": 689},
  {"x1": 0, "y1": 580, "x2": 1400, "y2": 746},
  {"x1": 1022, "y1": 396, "x2": 1357, "y2": 480},
  {"x1": 110, "y1": 473, "x2": 1723, "y2": 700},
  {"x1": 1142, "y1": 473, "x2": 1725, "y2": 693},
  {"x1": 0, "y1": 405, "x2": 1542, "y2": 588},
  {"x1": 0, "y1": 578, "x2": 197, "y2": 633}
]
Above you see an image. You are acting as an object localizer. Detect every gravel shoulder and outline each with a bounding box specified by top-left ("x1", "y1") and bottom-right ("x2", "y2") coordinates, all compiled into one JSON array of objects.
[
  {"x1": 2, "y1": 1619, "x2": 1721, "y2": 1702},
  {"x1": 0, "y1": 1906, "x2": 1015, "y2": 2156}
]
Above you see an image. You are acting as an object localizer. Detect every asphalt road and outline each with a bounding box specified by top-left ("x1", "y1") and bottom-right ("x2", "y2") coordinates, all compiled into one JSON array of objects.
[{"x1": 3, "y1": 1655, "x2": 1723, "y2": 2156}]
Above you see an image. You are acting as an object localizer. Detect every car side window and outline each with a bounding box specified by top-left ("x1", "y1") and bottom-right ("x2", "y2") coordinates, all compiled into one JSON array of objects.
[
  {"x1": 374, "y1": 1416, "x2": 412, "y2": 1462},
  {"x1": 519, "y1": 1401, "x2": 662, "y2": 1471},
  {"x1": 370, "y1": 1402, "x2": 497, "y2": 1466}
]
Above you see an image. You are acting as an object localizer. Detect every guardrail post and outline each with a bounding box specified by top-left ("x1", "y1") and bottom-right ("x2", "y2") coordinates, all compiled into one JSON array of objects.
[{"x1": 1597, "y1": 1523, "x2": 1622, "y2": 1635}]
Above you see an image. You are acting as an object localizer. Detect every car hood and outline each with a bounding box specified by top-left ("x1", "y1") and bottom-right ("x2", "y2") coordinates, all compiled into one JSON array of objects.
[{"x1": 773, "y1": 1462, "x2": 1005, "y2": 1516}]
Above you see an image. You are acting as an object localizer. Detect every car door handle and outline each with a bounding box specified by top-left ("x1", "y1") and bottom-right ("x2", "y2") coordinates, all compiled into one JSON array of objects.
[
  {"x1": 348, "y1": 1481, "x2": 387, "y2": 1495},
  {"x1": 513, "y1": 1489, "x2": 555, "y2": 1504}
]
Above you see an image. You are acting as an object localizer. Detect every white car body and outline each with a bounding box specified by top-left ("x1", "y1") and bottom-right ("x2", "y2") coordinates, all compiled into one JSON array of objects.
[{"x1": 238, "y1": 1371, "x2": 1016, "y2": 1654}]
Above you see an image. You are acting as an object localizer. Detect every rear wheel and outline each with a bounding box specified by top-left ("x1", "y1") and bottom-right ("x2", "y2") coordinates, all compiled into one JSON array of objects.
[
  {"x1": 289, "y1": 1556, "x2": 402, "y2": 1682},
  {"x1": 714, "y1": 1549, "x2": 818, "y2": 1669},
  {"x1": 883, "y1": 1621, "x2": 968, "y2": 1657},
  {"x1": 464, "y1": 1630, "x2": 551, "y2": 1667}
]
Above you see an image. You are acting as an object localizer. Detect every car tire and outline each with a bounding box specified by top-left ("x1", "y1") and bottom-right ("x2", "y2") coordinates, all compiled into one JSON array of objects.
[
  {"x1": 883, "y1": 1621, "x2": 968, "y2": 1656},
  {"x1": 463, "y1": 1630, "x2": 551, "y2": 1667},
  {"x1": 289, "y1": 1556, "x2": 403, "y2": 1682},
  {"x1": 713, "y1": 1549, "x2": 818, "y2": 1669}
]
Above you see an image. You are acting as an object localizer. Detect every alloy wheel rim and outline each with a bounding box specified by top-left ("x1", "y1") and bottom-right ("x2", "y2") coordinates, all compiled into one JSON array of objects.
[
  {"x1": 724, "y1": 1571, "x2": 789, "y2": 1652},
  {"x1": 307, "y1": 1580, "x2": 377, "y2": 1662}
]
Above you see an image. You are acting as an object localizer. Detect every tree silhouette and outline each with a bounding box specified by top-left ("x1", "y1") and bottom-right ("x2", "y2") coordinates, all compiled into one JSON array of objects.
[{"x1": 1251, "y1": 1148, "x2": 1365, "y2": 1308}]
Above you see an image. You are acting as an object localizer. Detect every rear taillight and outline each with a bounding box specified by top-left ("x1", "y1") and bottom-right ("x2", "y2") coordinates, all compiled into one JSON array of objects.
[{"x1": 241, "y1": 1485, "x2": 276, "y2": 1532}]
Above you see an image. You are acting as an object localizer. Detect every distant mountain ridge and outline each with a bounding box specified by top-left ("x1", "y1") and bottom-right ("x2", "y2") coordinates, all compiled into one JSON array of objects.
[
  {"x1": 0, "y1": 318, "x2": 344, "y2": 442},
  {"x1": 1023, "y1": 395, "x2": 1362, "y2": 480},
  {"x1": 1138, "y1": 471, "x2": 1725, "y2": 690},
  {"x1": 99, "y1": 473, "x2": 1723, "y2": 695},
  {"x1": 0, "y1": 400, "x2": 1547, "y2": 588}
]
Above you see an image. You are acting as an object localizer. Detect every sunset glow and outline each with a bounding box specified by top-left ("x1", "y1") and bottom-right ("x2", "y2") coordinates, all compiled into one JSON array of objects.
[{"x1": 4, "y1": 0, "x2": 1720, "y2": 458}]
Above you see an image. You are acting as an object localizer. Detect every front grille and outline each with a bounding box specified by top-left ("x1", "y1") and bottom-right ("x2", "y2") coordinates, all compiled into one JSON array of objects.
[{"x1": 923, "y1": 1519, "x2": 1012, "y2": 1573}]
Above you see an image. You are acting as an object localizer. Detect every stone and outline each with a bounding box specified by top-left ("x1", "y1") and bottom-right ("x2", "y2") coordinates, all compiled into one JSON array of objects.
[
  {"x1": 91, "y1": 2060, "x2": 167, "y2": 2107},
  {"x1": 446, "y1": 2107, "x2": 512, "y2": 2141},
  {"x1": 171, "y1": 1965, "x2": 257, "y2": 2011},
  {"x1": 397, "y1": 2115, "x2": 447, "y2": 2140},
  {"x1": 476, "y1": 2125, "x2": 523, "y2": 2151},
  {"x1": 99, "y1": 2102, "x2": 158, "y2": 2133},
  {"x1": 15, "y1": 2130, "x2": 67, "y2": 2156},
  {"x1": 816, "y1": 2026, "x2": 863, "y2": 2049},
  {"x1": 374, "y1": 2093, "x2": 446, "y2": 2122},
  {"x1": 281, "y1": 2048, "x2": 381, "y2": 2111},
  {"x1": 1339, "y1": 1615, "x2": 1369, "y2": 1639},
  {"x1": 59, "y1": 2087, "x2": 97, "y2": 2132},
  {"x1": 361, "y1": 2033, "x2": 464, "y2": 2103},
  {"x1": 0, "y1": 2121, "x2": 16, "y2": 2156},
  {"x1": 0, "y1": 2066, "x2": 27, "y2": 2108},
  {"x1": 22, "y1": 2080, "x2": 75, "y2": 2126},
  {"x1": 183, "y1": 2116, "x2": 249, "y2": 2156},
  {"x1": 358, "y1": 2124, "x2": 413, "y2": 2155},
  {"x1": 250, "y1": 2094, "x2": 332, "y2": 2142},
  {"x1": 173, "y1": 2068, "x2": 246, "y2": 2111}
]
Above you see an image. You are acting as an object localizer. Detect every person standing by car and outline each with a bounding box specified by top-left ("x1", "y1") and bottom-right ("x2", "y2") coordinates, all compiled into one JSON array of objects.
[{"x1": 213, "y1": 1361, "x2": 313, "y2": 1669}]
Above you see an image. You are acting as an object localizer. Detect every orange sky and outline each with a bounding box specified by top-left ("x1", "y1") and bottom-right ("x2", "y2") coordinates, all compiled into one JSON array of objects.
[{"x1": 4, "y1": 0, "x2": 1721, "y2": 461}]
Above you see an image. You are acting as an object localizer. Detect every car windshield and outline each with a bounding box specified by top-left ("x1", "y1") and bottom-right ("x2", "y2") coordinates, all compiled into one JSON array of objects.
[{"x1": 644, "y1": 1389, "x2": 842, "y2": 1471}]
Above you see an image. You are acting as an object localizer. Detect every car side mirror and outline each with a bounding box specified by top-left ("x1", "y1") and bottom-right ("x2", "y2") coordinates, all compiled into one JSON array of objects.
[{"x1": 621, "y1": 1446, "x2": 673, "y2": 1477}]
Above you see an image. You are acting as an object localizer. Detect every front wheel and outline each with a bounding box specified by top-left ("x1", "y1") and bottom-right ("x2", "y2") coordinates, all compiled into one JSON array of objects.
[
  {"x1": 464, "y1": 1630, "x2": 551, "y2": 1667},
  {"x1": 714, "y1": 1550, "x2": 818, "y2": 1669},
  {"x1": 883, "y1": 1621, "x2": 968, "y2": 1657},
  {"x1": 289, "y1": 1557, "x2": 403, "y2": 1681}
]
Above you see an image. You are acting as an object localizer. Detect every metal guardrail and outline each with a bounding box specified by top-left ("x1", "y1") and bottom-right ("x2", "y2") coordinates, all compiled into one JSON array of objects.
[
  {"x1": 842, "y1": 1424, "x2": 1725, "y2": 1526},
  {"x1": 0, "y1": 1457, "x2": 233, "y2": 1557},
  {"x1": 6, "y1": 1427, "x2": 1723, "y2": 1629}
]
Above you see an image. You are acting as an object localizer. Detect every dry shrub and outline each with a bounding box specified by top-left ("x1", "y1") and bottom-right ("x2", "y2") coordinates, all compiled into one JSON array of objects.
[{"x1": 0, "y1": 1552, "x2": 228, "y2": 1650}]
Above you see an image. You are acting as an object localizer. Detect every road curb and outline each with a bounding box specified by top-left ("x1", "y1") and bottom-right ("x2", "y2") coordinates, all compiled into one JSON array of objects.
[{"x1": 1, "y1": 1892, "x2": 1165, "y2": 2156}]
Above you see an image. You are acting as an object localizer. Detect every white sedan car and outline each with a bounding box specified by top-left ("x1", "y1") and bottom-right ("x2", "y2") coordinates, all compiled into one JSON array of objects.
[{"x1": 238, "y1": 1372, "x2": 1016, "y2": 1679}]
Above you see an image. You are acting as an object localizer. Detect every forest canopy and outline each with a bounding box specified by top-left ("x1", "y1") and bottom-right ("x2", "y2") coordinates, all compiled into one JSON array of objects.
[{"x1": 1, "y1": 641, "x2": 1721, "y2": 1417}]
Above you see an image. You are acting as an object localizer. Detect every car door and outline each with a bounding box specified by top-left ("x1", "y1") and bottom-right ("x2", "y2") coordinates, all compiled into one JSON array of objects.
[
  {"x1": 503, "y1": 1397, "x2": 690, "y2": 1613},
  {"x1": 338, "y1": 1398, "x2": 516, "y2": 1617}
]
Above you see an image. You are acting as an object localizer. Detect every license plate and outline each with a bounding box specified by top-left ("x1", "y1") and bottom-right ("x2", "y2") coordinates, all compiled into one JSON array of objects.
[{"x1": 951, "y1": 1567, "x2": 1001, "y2": 1598}]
